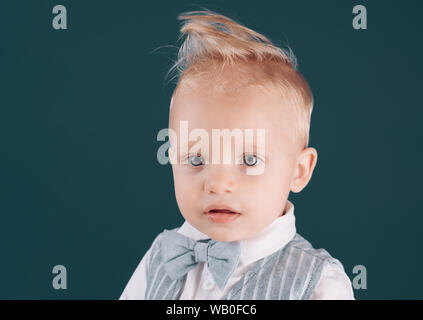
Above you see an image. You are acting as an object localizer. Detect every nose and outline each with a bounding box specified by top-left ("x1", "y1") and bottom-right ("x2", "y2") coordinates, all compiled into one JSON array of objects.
[{"x1": 203, "y1": 165, "x2": 236, "y2": 195}]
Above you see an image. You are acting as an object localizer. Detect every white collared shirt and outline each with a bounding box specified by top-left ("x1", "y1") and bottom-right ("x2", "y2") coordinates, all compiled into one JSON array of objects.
[{"x1": 120, "y1": 200, "x2": 355, "y2": 300}]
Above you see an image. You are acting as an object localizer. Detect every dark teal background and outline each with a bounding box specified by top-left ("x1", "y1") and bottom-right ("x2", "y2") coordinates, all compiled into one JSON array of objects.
[{"x1": 1, "y1": 0, "x2": 422, "y2": 299}]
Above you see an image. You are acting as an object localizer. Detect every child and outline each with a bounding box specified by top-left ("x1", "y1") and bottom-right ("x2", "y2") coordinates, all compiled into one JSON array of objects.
[{"x1": 120, "y1": 9, "x2": 354, "y2": 300}]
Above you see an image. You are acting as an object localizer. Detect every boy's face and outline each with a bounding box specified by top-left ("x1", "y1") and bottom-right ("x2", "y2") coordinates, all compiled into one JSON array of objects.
[{"x1": 169, "y1": 80, "x2": 305, "y2": 242}]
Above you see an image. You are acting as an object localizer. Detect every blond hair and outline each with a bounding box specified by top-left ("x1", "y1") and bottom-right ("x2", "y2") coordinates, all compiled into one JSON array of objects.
[{"x1": 165, "y1": 9, "x2": 314, "y2": 149}]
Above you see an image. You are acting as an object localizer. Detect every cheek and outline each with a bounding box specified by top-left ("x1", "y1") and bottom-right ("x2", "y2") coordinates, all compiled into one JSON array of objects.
[
  {"x1": 240, "y1": 163, "x2": 292, "y2": 205},
  {"x1": 173, "y1": 167, "x2": 189, "y2": 196},
  {"x1": 172, "y1": 166, "x2": 202, "y2": 210}
]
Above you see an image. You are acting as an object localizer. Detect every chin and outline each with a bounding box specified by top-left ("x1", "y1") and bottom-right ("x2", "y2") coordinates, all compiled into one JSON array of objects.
[{"x1": 208, "y1": 232, "x2": 240, "y2": 243}]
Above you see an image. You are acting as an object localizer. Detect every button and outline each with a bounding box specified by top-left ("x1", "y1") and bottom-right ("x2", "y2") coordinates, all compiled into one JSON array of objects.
[
  {"x1": 202, "y1": 279, "x2": 215, "y2": 290},
  {"x1": 202, "y1": 266, "x2": 215, "y2": 290}
]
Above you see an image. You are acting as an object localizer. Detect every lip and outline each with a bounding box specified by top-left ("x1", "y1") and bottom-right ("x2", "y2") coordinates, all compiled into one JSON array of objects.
[
  {"x1": 203, "y1": 204, "x2": 241, "y2": 224},
  {"x1": 203, "y1": 204, "x2": 241, "y2": 214}
]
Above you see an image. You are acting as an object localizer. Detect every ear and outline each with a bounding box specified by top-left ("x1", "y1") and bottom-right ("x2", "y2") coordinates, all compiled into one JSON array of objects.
[{"x1": 290, "y1": 147, "x2": 318, "y2": 193}]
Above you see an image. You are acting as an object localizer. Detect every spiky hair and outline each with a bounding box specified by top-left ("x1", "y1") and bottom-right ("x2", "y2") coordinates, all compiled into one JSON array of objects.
[{"x1": 166, "y1": 9, "x2": 314, "y2": 149}]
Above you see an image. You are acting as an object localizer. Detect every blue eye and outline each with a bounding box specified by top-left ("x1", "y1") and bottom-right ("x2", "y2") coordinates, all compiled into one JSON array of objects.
[
  {"x1": 188, "y1": 154, "x2": 204, "y2": 167},
  {"x1": 243, "y1": 154, "x2": 258, "y2": 166}
]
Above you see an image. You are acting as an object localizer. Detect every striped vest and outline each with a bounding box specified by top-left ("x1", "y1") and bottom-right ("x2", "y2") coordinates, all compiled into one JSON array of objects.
[{"x1": 145, "y1": 228, "x2": 344, "y2": 300}]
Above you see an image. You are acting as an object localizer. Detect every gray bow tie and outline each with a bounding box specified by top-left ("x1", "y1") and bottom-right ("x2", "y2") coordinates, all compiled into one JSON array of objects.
[{"x1": 160, "y1": 229, "x2": 242, "y2": 291}]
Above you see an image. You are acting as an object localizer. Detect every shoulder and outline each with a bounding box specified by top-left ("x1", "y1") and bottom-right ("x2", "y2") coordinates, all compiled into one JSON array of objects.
[
  {"x1": 285, "y1": 233, "x2": 352, "y2": 299},
  {"x1": 143, "y1": 227, "x2": 183, "y2": 268},
  {"x1": 119, "y1": 227, "x2": 179, "y2": 300},
  {"x1": 310, "y1": 261, "x2": 355, "y2": 299},
  {"x1": 149, "y1": 227, "x2": 180, "y2": 252},
  {"x1": 288, "y1": 233, "x2": 343, "y2": 266}
]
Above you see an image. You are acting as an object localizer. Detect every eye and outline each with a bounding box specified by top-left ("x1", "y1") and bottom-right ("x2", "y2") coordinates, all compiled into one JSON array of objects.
[
  {"x1": 243, "y1": 153, "x2": 258, "y2": 166},
  {"x1": 187, "y1": 154, "x2": 204, "y2": 167}
]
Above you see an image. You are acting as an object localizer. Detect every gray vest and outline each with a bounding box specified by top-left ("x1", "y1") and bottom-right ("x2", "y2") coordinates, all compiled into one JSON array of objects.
[{"x1": 145, "y1": 228, "x2": 344, "y2": 300}]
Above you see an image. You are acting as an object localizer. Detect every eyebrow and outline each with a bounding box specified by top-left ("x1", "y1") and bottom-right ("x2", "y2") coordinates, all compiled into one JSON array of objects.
[
  {"x1": 244, "y1": 140, "x2": 265, "y2": 150},
  {"x1": 179, "y1": 139, "x2": 203, "y2": 152},
  {"x1": 179, "y1": 141, "x2": 267, "y2": 155}
]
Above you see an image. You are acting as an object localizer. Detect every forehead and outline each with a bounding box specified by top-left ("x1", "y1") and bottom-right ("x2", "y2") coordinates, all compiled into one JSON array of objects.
[{"x1": 170, "y1": 82, "x2": 297, "y2": 143}]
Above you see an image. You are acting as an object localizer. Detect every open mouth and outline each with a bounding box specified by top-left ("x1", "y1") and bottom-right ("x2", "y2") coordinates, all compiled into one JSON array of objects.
[
  {"x1": 207, "y1": 209, "x2": 239, "y2": 214},
  {"x1": 204, "y1": 207, "x2": 241, "y2": 223}
]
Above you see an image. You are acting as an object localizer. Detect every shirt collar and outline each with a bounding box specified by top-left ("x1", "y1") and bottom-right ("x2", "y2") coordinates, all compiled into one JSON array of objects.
[{"x1": 176, "y1": 199, "x2": 296, "y2": 266}]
